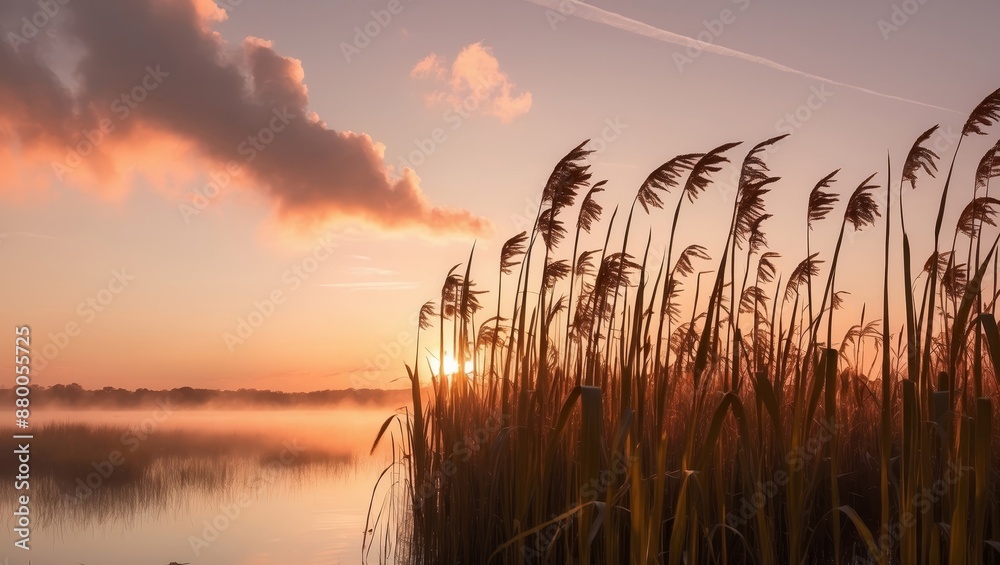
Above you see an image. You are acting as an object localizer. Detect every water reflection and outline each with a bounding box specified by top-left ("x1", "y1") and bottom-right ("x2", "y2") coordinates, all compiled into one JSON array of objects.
[{"x1": 0, "y1": 410, "x2": 392, "y2": 564}]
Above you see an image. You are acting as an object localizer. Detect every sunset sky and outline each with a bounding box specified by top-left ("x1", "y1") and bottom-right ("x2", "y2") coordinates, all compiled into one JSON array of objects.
[{"x1": 1, "y1": 0, "x2": 998, "y2": 391}]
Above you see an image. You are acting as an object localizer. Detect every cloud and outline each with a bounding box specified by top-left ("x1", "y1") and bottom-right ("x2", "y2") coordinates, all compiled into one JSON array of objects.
[
  {"x1": 411, "y1": 42, "x2": 532, "y2": 123},
  {"x1": 11, "y1": 231, "x2": 67, "y2": 242},
  {"x1": 0, "y1": 0, "x2": 491, "y2": 237},
  {"x1": 411, "y1": 53, "x2": 447, "y2": 81},
  {"x1": 345, "y1": 266, "x2": 397, "y2": 276},
  {"x1": 319, "y1": 281, "x2": 419, "y2": 291}
]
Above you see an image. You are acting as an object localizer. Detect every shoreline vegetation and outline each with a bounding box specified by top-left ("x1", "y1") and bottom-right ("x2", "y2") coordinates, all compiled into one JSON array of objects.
[
  {"x1": 0, "y1": 384, "x2": 414, "y2": 409},
  {"x1": 368, "y1": 87, "x2": 1000, "y2": 564},
  {"x1": 0, "y1": 420, "x2": 353, "y2": 532}
]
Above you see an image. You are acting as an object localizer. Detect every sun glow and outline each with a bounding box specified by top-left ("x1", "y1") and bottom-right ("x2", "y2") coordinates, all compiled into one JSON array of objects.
[{"x1": 428, "y1": 353, "x2": 474, "y2": 380}]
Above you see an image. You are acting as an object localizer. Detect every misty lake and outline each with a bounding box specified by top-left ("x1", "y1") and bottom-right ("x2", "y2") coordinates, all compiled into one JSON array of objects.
[{"x1": 0, "y1": 408, "x2": 400, "y2": 565}]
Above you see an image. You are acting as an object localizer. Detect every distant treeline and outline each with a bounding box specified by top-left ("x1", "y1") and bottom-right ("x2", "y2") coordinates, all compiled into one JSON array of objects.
[{"x1": 0, "y1": 383, "x2": 414, "y2": 409}]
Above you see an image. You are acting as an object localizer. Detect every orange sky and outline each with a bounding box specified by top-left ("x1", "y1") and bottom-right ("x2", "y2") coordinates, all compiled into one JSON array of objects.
[{"x1": 0, "y1": 0, "x2": 998, "y2": 391}]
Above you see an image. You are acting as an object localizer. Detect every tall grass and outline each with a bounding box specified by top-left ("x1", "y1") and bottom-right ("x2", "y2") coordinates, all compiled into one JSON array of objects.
[{"x1": 368, "y1": 87, "x2": 1000, "y2": 564}]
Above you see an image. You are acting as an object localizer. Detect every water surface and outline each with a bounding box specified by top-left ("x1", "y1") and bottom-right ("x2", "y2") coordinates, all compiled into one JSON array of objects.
[{"x1": 0, "y1": 409, "x2": 399, "y2": 564}]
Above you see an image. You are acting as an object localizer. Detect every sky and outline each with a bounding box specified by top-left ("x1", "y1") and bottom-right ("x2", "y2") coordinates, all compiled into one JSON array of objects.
[{"x1": 0, "y1": 0, "x2": 998, "y2": 392}]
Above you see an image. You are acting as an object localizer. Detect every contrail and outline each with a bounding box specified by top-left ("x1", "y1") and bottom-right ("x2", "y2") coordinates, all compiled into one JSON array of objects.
[{"x1": 526, "y1": 0, "x2": 962, "y2": 115}]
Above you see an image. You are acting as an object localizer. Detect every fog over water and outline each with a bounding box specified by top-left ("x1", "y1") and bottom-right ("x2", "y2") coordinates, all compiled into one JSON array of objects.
[{"x1": 0, "y1": 409, "x2": 397, "y2": 565}]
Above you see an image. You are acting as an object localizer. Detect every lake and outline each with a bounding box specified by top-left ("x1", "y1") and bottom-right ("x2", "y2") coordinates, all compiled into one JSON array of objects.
[{"x1": 0, "y1": 408, "x2": 402, "y2": 565}]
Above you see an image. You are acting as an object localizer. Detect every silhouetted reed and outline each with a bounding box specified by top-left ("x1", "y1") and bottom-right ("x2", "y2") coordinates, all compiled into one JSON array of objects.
[{"x1": 369, "y1": 87, "x2": 1000, "y2": 565}]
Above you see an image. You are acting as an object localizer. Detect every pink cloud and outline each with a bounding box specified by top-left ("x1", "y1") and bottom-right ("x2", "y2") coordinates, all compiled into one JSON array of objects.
[
  {"x1": 410, "y1": 54, "x2": 446, "y2": 80},
  {"x1": 0, "y1": 0, "x2": 491, "y2": 238},
  {"x1": 411, "y1": 42, "x2": 532, "y2": 123}
]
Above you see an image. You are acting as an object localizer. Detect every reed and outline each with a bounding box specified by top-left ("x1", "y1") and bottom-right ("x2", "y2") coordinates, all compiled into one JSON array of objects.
[{"x1": 368, "y1": 86, "x2": 1000, "y2": 564}]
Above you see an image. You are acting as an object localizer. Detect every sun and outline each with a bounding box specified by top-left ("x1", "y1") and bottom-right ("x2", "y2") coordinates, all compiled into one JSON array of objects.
[{"x1": 429, "y1": 353, "x2": 474, "y2": 381}]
